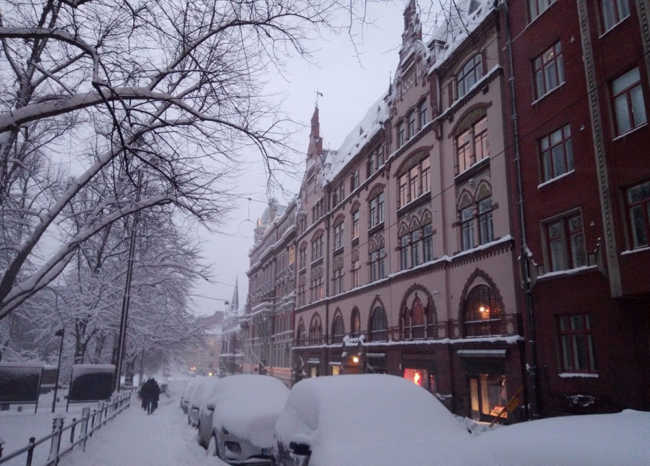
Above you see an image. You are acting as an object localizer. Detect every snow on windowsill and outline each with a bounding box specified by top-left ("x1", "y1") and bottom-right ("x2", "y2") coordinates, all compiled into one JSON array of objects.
[
  {"x1": 598, "y1": 15, "x2": 631, "y2": 39},
  {"x1": 620, "y1": 246, "x2": 650, "y2": 256},
  {"x1": 558, "y1": 372, "x2": 599, "y2": 379},
  {"x1": 537, "y1": 169, "x2": 575, "y2": 189},
  {"x1": 536, "y1": 265, "x2": 598, "y2": 280},
  {"x1": 436, "y1": 66, "x2": 502, "y2": 121},
  {"x1": 451, "y1": 235, "x2": 513, "y2": 260}
]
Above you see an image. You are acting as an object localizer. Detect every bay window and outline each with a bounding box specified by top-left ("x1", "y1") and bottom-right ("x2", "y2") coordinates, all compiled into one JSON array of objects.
[
  {"x1": 558, "y1": 314, "x2": 596, "y2": 372},
  {"x1": 457, "y1": 54, "x2": 483, "y2": 98}
]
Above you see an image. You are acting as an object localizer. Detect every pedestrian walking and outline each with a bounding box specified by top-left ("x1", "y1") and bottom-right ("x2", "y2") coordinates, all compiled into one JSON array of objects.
[{"x1": 149, "y1": 378, "x2": 160, "y2": 414}]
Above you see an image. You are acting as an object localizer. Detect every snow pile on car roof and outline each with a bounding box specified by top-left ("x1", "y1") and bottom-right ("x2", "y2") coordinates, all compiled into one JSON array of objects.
[
  {"x1": 274, "y1": 374, "x2": 471, "y2": 466},
  {"x1": 212, "y1": 374, "x2": 289, "y2": 449},
  {"x1": 469, "y1": 409, "x2": 650, "y2": 466}
]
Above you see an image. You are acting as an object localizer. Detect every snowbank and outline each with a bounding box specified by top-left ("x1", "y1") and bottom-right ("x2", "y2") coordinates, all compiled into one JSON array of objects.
[{"x1": 274, "y1": 374, "x2": 471, "y2": 466}]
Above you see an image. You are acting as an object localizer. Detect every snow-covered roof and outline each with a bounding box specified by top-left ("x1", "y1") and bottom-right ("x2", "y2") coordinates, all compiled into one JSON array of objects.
[
  {"x1": 429, "y1": 0, "x2": 495, "y2": 72},
  {"x1": 320, "y1": 95, "x2": 389, "y2": 184}
]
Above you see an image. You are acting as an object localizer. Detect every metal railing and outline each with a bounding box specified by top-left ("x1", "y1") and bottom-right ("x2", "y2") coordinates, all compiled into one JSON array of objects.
[{"x1": 0, "y1": 392, "x2": 131, "y2": 466}]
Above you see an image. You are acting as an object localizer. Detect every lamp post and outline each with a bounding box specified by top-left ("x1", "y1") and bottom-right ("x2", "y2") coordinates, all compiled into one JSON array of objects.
[{"x1": 51, "y1": 328, "x2": 65, "y2": 413}]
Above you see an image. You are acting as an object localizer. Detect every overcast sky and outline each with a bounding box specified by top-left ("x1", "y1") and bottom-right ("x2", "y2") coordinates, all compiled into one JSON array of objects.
[{"x1": 190, "y1": 1, "x2": 410, "y2": 316}]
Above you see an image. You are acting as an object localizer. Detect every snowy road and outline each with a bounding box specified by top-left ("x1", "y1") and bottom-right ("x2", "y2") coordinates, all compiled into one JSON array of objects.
[{"x1": 62, "y1": 393, "x2": 227, "y2": 466}]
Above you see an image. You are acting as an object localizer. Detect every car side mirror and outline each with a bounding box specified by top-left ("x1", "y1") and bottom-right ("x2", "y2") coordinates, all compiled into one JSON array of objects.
[
  {"x1": 206, "y1": 403, "x2": 215, "y2": 411},
  {"x1": 289, "y1": 441, "x2": 311, "y2": 457}
]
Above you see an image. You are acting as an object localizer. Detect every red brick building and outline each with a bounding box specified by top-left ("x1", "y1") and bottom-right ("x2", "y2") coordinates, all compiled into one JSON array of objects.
[{"x1": 502, "y1": 0, "x2": 650, "y2": 415}]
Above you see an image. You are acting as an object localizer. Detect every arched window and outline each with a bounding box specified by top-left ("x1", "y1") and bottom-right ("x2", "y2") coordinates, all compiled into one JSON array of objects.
[
  {"x1": 350, "y1": 308, "x2": 361, "y2": 337},
  {"x1": 400, "y1": 288, "x2": 437, "y2": 339},
  {"x1": 331, "y1": 311, "x2": 345, "y2": 344},
  {"x1": 369, "y1": 306, "x2": 388, "y2": 341},
  {"x1": 296, "y1": 318, "x2": 305, "y2": 346},
  {"x1": 309, "y1": 314, "x2": 322, "y2": 345},
  {"x1": 459, "y1": 192, "x2": 475, "y2": 251},
  {"x1": 464, "y1": 284, "x2": 502, "y2": 337}
]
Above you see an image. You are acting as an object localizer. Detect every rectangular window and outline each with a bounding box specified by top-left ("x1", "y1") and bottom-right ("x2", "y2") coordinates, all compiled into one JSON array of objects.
[
  {"x1": 601, "y1": 0, "x2": 630, "y2": 32},
  {"x1": 332, "y1": 268, "x2": 343, "y2": 295},
  {"x1": 612, "y1": 67, "x2": 647, "y2": 135},
  {"x1": 418, "y1": 101, "x2": 428, "y2": 129},
  {"x1": 558, "y1": 314, "x2": 596, "y2": 372},
  {"x1": 478, "y1": 197, "x2": 494, "y2": 244},
  {"x1": 370, "y1": 192, "x2": 385, "y2": 228},
  {"x1": 422, "y1": 224, "x2": 433, "y2": 262},
  {"x1": 457, "y1": 54, "x2": 483, "y2": 98},
  {"x1": 409, "y1": 165, "x2": 419, "y2": 203},
  {"x1": 350, "y1": 169, "x2": 359, "y2": 191},
  {"x1": 529, "y1": 0, "x2": 556, "y2": 22},
  {"x1": 421, "y1": 158, "x2": 430, "y2": 193},
  {"x1": 399, "y1": 173, "x2": 409, "y2": 208},
  {"x1": 408, "y1": 111, "x2": 416, "y2": 139},
  {"x1": 352, "y1": 210, "x2": 360, "y2": 240},
  {"x1": 540, "y1": 124, "x2": 573, "y2": 182},
  {"x1": 456, "y1": 117, "x2": 489, "y2": 174},
  {"x1": 626, "y1": 180, "x2": 650, "y2": 248},
  {"x1": 400, "y1": 235, "x2": 410, "y2": 270},
  {"x1": 398, "y1": 123, "x2": 406, "y2": 147},
  {"x1": 334, "y1": 223, "x2": 344, "y2": 250},
  {"x1": 534, "y1": 41, "x2": 564, "y2": 99},
  {"x1": 369, "y1": 248, "x2": 386, "y2": 282},
  {"x1": 411, "y1": 229, "x2": 422, "y2": 266},
  {"x1": 545, "y1": 212, "x2": 587, "y2": 272},
  {"x1": 352, "y1": 259, "x2": 360, "y2": 288},
  {"x1": 461, "y1": 206, "x2": 475, "y2": 251}
]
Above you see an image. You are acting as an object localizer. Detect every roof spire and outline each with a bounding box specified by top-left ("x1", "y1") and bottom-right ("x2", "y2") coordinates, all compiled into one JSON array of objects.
[{"x1": 307, "y1": 103, "x2": 323, "y2": 159}]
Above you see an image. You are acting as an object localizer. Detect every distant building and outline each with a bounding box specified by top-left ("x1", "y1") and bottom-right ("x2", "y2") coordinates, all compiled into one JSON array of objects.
[
  {"x1": 243, "y1": 200, "x2": 296, "y2": 385},
  {"x1": 189, "y1": 310, "x2": 223, "y2": 376}
]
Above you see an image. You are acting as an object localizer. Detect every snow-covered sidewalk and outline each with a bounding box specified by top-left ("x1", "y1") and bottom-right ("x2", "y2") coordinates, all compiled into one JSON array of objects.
[{"x1": 61, "y1": 392, "x2": 227, "y2": 466}]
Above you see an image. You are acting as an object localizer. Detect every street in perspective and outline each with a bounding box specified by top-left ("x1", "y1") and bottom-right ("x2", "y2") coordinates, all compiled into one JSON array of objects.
[{"x1": 1, "y1": 0, "x2": 649, "y2": 465}]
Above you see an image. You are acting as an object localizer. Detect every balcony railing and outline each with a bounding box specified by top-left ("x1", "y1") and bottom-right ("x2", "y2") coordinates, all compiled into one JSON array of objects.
[{"x1": 291, "y1": 314, "x2": 520, "y2": 347}]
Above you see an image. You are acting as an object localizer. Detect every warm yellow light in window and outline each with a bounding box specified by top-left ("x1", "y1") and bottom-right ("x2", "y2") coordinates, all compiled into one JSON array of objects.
[
  {"x1": 479, "y1": 305, "x2": 489, "y2": 314},
  {"x1": 190, "y1": 366, "x2": 197, "y2": 371},
  {"x1": 352, "y1": 355, "x2": 360, "y2": 364},
  {"x1": 208, "y1": 372, "x2": 213, "y2": 376}
]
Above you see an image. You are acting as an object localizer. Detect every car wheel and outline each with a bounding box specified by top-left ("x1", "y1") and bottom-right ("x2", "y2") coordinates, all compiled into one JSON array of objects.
[{"x1": 207, "y1": 435, "x2": 219, "y2": 457}]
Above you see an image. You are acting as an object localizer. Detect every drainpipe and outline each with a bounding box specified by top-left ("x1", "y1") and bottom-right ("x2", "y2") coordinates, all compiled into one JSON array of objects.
[{"x1": 502, "y1": 0, "x2": 539, "y2": 419}]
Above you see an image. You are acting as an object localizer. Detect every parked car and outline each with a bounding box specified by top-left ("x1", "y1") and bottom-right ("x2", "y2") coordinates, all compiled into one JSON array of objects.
[
  {"x1": 186, "y1": 377, "x2": 212, "y2": 427},
  {"x1": 202, "y1": 374, "x2": 289, "y2": 463},
  {"x1": 273, "y1": 374, "x2": 470, "y2": 466},
  {"x1": 467, "y1": 409, "x2": 650, "y2": 466},
  {"x1": 180, "y1": 379, "x2": 199, "y2": 413}
]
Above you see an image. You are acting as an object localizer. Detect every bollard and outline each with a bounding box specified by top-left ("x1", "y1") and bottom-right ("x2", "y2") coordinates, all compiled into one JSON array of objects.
[
  {"x1": 26, "y1": 437, "x2": 35, "y2": 466},
  {"x1": 81, "y1": 407, "x2": 90, "y2": 452},
  {"x1": 48, "y1": 415, "x2": 64, "y2": 465},
  {"x1": 70, "y1": 417, "x2": 77, "y2": 448}
]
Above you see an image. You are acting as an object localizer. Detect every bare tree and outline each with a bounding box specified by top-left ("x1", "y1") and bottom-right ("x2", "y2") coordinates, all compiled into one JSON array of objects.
[{"x1": 0, "y1": 0, "x2": 366, "y2": 319}]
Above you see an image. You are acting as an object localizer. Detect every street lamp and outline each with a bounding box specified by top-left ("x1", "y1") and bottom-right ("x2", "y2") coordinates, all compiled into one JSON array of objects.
[{"x1": 51, "y1": 328, "x2": 65, "y2": 413}]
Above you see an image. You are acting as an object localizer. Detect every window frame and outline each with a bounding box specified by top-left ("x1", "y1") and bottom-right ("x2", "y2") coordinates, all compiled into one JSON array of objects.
[
  {"x1": 456, "y1": 116, "x2": 489, "y2": 174},
  {"x1": 418, "y1": 100, "x2": 428, "y2": 129},
  {"x1": 369, "y1": 191, "x2": 385, "y2": 229},
  {"x1": 533, "y1": 41, "x2": 565, "y2": 100},
  {"x1": 600, "y1": 0, "x2": 630, "y2": 33},
  {"x1": 626, "y1": 180, "x2": 650, "y2": 249},
  {"x1": 529, "y1": 0, "x2": 556, "y2": 23},
  {"x1": 611, "y1": 67, "x2": 647, "y2": 136},
  {"x1": 457, "y1": 54, "x2": 483, "y2": 99},
  {"x1": 557, "y1": 314, "x2": 596, "y2": 373},
  {"x1": 539, "y1": 124, "x2": 574, "y2": 183},
  {"x1": 544, "y1": 211, "x2": 587, "y2": 272}
]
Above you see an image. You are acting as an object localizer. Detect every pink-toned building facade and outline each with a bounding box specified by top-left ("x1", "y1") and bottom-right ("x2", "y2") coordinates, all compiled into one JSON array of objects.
[{"x1": 292, "y1": 0, "x2": 525, "y2": 422}]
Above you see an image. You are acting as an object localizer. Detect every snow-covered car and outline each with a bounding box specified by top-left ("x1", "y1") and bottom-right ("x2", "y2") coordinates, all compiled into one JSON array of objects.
[
  {"x1": 202, "y1": 374, "x2": 289, "y2": 463},
  {"x1": 180, "y1": 379, "x2": 200, "y2": 413},
  {"x1": 273, "y1": 374, "x2": 470, "y2": 466},
  {"x1": 186, "y1": 377, "x2": 212, "y2": 427},
  {"x1": 467, "y1": 409, "x2": 650, "y2": 466}
]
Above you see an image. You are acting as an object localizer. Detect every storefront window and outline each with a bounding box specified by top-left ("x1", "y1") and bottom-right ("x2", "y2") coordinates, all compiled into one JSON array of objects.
[
  {"x1": 403, "y1": 368, "x2": 435, "y2": 393},
  {"x1": 469, "y1": 374, "x2": 508, "y2": 420}
]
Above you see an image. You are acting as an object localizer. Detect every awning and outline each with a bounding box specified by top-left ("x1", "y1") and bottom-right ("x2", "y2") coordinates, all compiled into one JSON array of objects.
[{"x1": 457, "y1": 349, "x2": 507, "y2": 358}]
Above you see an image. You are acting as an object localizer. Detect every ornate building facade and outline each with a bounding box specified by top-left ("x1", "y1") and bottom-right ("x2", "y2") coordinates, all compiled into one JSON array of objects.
[{"x1": 292, "y1": 0, "x2": 525, "y2": 422}]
